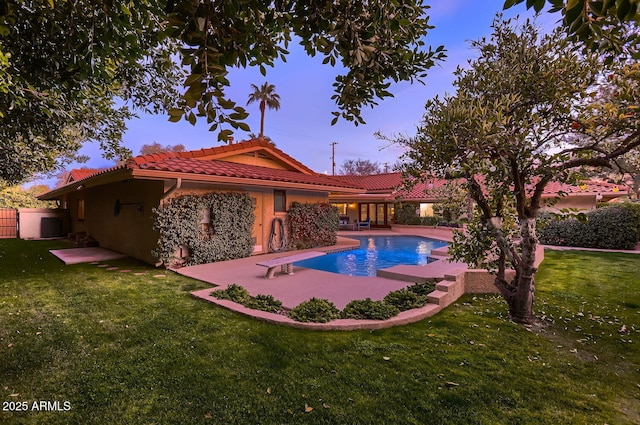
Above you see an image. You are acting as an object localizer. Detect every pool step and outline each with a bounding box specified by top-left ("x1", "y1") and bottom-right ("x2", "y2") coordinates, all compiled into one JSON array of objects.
[{"x1": 424, "y1": 278, "x2": 460, "y2": 304}]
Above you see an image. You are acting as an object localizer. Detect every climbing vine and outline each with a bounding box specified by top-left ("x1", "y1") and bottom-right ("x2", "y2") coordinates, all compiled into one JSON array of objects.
[
  {"x1": 287, "y1": 202, "x2": 339, "y2": 250},
  {"x1": 153, "y1": 192, "x2": 254, "y2": 266}
]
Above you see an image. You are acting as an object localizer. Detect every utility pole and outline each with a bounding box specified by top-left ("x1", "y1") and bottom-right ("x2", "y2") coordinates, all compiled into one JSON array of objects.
[
  {"x1": 383, "y1": 162, "x2": 389, "y2": 173},
  {"x1": 330, "y1": 142, "x2": 338, "y2": 175}
]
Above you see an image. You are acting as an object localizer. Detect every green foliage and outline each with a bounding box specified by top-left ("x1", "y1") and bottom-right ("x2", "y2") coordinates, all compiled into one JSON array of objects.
[
  {"x1": 212, "y1": 284, "x2": 251, "y2": 304},
  {"x1": 289, "y1": 298, "x2": 340, "y2": 323},
  {"x1": 247, "y1": 82, "x2": 280, "y2": 138},
  {"x1": 2, "y1": 1, "x2": 444, "y2": 184},
  {"x1": 212, "y1": 285, "x2": 284, "y2": 313},
  {"x1": 389, "y1": 16, "x2": 639, "y2": 322},
  {"x1": 505, "y1": 0, "x2": 640, "y2": 57},
  {"x1": 245, "y1": 294, "x2": 284, "y2": 314},
  {"x1": 153, "y1": 192, "x2": 254, "y2": 266},
  {"x1": 287, "y1": 202, "x2": 339, "y2": 250},
  {"x1": 340, "y1": 298, "x2": 400, "y2": 320},
  {"x1": 2, "y1": 239, "x2": 640, "y2": 424},
  {"x1": 0, "y1": 0, "x2": 184, "y2": 184},
  {"x1": 620, "y1": 202, "x2": 640, "y2": 236},
  {"x1": 167, "y1": 0, "x2": 445, "y2": 130},
  {"x1": 395, "y1": 203, "x2": 419, "y2": 225},
  {"x1": 538, "y1": 205, "x2": 639, "y2": 249},
  {"x1": 406, "y1": 281, "x2": 437, "y2": 297},
  {"x1": 0, "y1": 185, "x2": 56, "y2": 208},
  {"x1": 384, "y1": 289, "x2": 428, "y2": 312}
]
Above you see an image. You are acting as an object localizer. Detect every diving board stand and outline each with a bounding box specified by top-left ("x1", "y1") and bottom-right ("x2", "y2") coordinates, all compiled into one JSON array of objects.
[{"x1": 256, "y1": 251, "x2": 325, "y2": 279}]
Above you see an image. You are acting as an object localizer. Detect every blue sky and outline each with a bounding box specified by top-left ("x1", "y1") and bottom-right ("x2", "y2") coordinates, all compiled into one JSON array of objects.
[{"x1": 36, "y1": 1, "x2": 558, "y2": 187}]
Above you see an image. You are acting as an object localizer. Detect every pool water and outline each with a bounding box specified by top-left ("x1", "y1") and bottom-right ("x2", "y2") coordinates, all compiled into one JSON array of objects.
[{"x1": 294, "y1": 235, "x2": 448, "y2": 277}]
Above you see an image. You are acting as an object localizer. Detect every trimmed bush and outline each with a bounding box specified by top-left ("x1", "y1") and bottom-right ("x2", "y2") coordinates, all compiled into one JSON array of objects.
[
  {"x1": 384, "y1": 289, "x2": 428, "y2": 311},
  {"x1": 245, "y1": 294, "x2": 284, "y2": 314},
  {"x1": 212, "y1": 283, "x2": 251, "y2": 304},
  {"x1": 289, "y1": 298, "x2": 340, "y2": 323},
  {"x1": 341, "y1": 298, "x2": 399, "y2": 320},
  {"x1": 287, "y1": 202, "x2": 339, "y2": 250},
  {"x1": 538, "y1": 205, "x2": 639, "y2": 250},
  {"x1": 406, "y1": 281, "x2": 436, "y2": 296}
]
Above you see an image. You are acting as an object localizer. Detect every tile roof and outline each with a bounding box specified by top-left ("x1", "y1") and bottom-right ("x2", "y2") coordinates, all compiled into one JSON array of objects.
[
  {"x1": 133, "y1": 157, "x2": 360, "y2": 189},
  {"x1": 329, "y1": 173, "x2": 404, "y2": 191},
  {"x1": 127, "y1": 139, "x2": 315, "y2": 174},
  {"x1": 68, "y1": 168, "x2": 107, "y2": 182}
]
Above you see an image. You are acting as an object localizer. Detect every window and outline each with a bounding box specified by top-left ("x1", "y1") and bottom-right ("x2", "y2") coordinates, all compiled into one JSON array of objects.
[
  {"x1": 331, "y1": 203, "x2": 348, "y2": 215},
  {"x1": 419, "y1": 203, "x2": 434, "y2": 217},
  {"x1": 77, "y1": 199, "x2": 85, "y2": 221},
  {"x1": 274, "y1": 190, "x2": 286, "y2": 212}
]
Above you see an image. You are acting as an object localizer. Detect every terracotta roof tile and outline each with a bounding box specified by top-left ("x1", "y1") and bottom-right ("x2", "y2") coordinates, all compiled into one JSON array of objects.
[{"x1": 136, "y1": 157, "x2": 360, "y2": 189}]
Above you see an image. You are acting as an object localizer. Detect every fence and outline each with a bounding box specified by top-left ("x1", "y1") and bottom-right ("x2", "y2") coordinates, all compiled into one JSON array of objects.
[{"x1": 0, "y1": 207, "x2": 18, "y2": 238}]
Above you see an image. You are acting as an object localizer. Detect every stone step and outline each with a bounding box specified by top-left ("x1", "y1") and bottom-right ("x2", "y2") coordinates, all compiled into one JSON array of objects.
[{"x1": 427, "y1": 290, "x2": 449, "y2": 305}]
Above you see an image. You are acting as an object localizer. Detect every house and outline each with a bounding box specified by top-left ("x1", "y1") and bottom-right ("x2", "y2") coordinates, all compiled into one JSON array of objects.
[
  {"x1": 39, "y1": 139, "x2": 361, "y2": 264},
  {"x1": 40, "y1": 139, "x2": 628, "y2": 264},
  {"x1": 328, "y1": 173, "x2": 627, "y2": 227}
]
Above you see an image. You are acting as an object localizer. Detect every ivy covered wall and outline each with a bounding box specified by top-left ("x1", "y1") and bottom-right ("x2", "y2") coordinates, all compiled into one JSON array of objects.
[
  {"x1": 287, "y1": 202, "x2": 339, "y2": 250},
  {"x1": 153, "y1": 192, "x2": 254, "y2": 266}
]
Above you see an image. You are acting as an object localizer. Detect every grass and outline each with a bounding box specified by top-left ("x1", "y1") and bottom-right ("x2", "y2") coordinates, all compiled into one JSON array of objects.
[{"x1": 0, "y1": 239, "x2": 638, "y2": 424}]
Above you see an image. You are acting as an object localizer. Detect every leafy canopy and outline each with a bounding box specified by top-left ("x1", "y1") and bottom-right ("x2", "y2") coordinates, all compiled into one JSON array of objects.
[
  {"x1": 0, "y1": 0, "x2": 445, "y2": 185},
  {"x1": 393, "y1": 16, "x2": 639, "y2": 323},
  {"x1": 504, "y1": 0, "x2": 640, "y2": 58}
]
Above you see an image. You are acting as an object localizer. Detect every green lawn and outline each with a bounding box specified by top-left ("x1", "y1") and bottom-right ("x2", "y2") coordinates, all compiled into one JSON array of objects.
[{"x1": 1, "y1": 239, "x2": 638, "y2": 424}]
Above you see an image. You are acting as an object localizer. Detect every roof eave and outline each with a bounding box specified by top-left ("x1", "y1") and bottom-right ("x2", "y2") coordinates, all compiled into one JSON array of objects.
[
  {"x1": 38, "y1": 168, "x2": 133, "y2": 200},
  {"x1": 132, "y1": 169, "x2": 362, "y2": 194}
]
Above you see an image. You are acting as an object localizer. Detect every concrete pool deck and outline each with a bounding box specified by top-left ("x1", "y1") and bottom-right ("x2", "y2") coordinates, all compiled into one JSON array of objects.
[{"x1": 180, "y1": 230, "x2": 473, "y2": 330}]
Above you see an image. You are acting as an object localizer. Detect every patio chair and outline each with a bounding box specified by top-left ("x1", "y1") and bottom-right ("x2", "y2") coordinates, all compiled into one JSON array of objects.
[{"x1": 357, "y1": 218, "x2": 371, "y2": 230}]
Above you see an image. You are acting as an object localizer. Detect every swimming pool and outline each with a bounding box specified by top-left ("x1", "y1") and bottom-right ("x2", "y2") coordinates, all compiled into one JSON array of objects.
[{"x1": 294, "y1": 235, "x2": 448, "y2": 277}]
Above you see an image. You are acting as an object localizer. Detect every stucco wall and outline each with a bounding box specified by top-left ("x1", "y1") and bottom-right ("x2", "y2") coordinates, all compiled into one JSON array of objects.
[
  {"x1": 66, "y1": 180, "x2": 165, "y2": 264},
  {"x1": 169, "y1": 184, "x2": 328, "y2": 255},
  {"x1": 18, "y1": 208, "x2": 69, "y2": 239},
  {"x1": 542, "y1": 195, "x2": 596, "y2": 212}
]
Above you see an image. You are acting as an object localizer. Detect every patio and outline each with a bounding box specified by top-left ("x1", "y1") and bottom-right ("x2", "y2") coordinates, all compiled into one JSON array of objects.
[{"x1": 179, "y1": 230, "x2": 472, "y2": 330}]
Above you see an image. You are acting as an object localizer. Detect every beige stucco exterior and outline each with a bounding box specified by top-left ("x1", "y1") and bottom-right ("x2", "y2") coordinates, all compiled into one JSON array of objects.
[{"x1": 18, "y1": 208, "x2": 70, "y2": 239}]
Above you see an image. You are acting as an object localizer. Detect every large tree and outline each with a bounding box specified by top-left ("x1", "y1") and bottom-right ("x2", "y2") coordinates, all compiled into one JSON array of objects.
[
  {"x1": 247, "y1": 82, "x2": 281, "y2": 139},
  {"x1": 340, "y1": 159, "x2": 382, "y2": 176},
  {"x1": 393, "y1": 17, "x2": 639, "y2": 324},
  {"x1": 0, "y1": 0, "x2": 184, "y2": 185},
  {"x1": 504, "y1": 0, "x2": 639, "y2": 57},
  {"x1": 0, "y1": 0, "x2": 445, "y2": 185}
]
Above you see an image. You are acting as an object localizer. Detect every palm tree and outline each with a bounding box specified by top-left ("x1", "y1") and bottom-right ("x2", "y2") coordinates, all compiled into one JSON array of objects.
[{"x1": 246, "y1": 82, "x2": 280, "y2": 139}]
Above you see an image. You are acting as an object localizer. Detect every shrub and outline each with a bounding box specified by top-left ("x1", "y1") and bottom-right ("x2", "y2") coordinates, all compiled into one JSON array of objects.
[
  {"x1": 245, "y1": 294, "x2": 284, "y2": 314},
  {"x1": 384, "y1": 289, "x2": 428, "y2": 311},
  {"x1": 211, "y1": 284, "x2": 250, "y2": 304},
  {"x1": 619, "y1": 202, "x2": 640, "y2": 239},
  {"x1": 289, "y1": 298, "x2": 340, "y2": 323},
  {"x1": 395, "y1": 203, "x2": 418, "y2": 225},
  {"x1": 341, "y1": 298, "x2": 399, "y2": 320},
  {"x1": 406, "y1": 281, "x2": 436, "y2": 296},
  {"x1": 153, "y1": 192, "x2": 254, "y2": 266},
  {"x1": 287, "y1": 202, "x2": 339, "y2": 250},
  {"x1": 538, "y1": 205, "x2": 639, "y2": 250}
]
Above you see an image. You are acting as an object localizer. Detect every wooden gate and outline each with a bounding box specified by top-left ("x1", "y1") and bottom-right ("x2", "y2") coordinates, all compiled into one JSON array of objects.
[{"x1": 0, "y1": 208, "x2": 18, "y2": 239}]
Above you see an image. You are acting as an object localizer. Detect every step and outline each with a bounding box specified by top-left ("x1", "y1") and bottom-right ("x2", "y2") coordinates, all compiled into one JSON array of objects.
[{"x1": 427, "y1": 290, "x2": 449, "y2": 305}]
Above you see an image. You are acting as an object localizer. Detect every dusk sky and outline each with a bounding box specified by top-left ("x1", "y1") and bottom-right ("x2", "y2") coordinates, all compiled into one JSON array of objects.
[{"x1": 36, "y1": 1, "x2": 557, "y2": 187}]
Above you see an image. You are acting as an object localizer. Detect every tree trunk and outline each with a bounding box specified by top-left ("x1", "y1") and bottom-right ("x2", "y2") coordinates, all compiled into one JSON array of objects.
[
  {"x1": 259, "y1": 101, "x2": 265, "y2": 138},
  {"x1": 508, "y1": 217, "x2": 538, "y2": 324}
]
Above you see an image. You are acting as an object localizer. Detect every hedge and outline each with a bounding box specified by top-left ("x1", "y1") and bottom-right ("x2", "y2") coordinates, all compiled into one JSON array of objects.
[
  {"x1": 153, "y1": 192, "x2": 254, "y2": 266},
  {"x1": 287, "y1": 202, "x2": 339, "y2": 250},
  {"x1": 538, "y1": 204, "x2": 640, "y2": 250}
]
